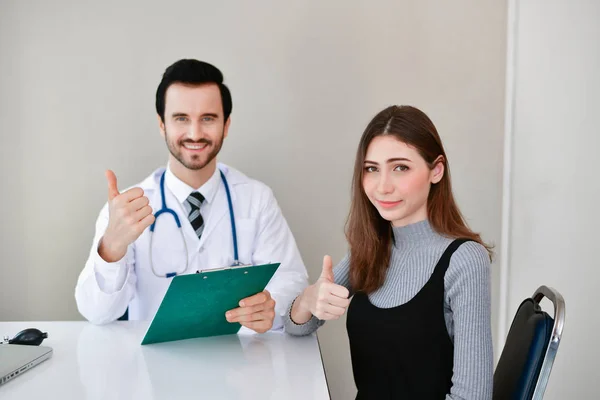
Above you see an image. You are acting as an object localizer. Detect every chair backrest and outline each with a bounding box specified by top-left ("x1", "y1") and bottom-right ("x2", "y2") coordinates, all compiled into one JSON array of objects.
[
  {"x1": 493, "y1": 286, "x2": 565, "y2": 400},
  {"x1": 118, "y1": 308, "x2": 129, "y2": 321}
]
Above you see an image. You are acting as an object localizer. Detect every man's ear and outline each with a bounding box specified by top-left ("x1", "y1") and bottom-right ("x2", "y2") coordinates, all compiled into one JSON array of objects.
[
  {"x1": 157, "y1": 114, "x2": 166, "y2": 138},
  {"x1": 223, "y1": 116, "x2": 231, "y2": 139}
]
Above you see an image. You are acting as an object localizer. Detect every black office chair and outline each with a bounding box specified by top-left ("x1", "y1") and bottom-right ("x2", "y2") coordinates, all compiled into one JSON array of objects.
[
  {"x1": 117, "y1": 308, "x2": 129, "y2": 321},
  {"x1": 493, "y1": 285, "x2": 565, "y2": 400}
]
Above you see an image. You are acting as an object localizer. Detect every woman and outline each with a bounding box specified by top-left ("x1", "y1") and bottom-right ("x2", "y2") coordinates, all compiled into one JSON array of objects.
[{"x1": 284, "y1": 105, "x2": 493, "y2": 399}]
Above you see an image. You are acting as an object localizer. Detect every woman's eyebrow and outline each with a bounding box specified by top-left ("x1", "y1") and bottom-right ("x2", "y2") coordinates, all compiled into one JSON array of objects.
[{"x1": 364, "y1": 157, "x2": 412, "y2": 164}]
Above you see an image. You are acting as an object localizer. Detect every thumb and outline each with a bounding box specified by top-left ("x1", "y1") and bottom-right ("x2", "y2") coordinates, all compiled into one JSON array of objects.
[
  {"x1": 105, "y1": 170, "x2": 120, "y2": 200},
  {"x1": 319, "y1": 255, "x2": 334, "y2": 282}
]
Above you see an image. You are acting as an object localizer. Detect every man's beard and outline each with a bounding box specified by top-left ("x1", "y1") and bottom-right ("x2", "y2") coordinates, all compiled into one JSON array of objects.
[{"x1": 165, "y1": 129, "x2": 224, "y2": 171}]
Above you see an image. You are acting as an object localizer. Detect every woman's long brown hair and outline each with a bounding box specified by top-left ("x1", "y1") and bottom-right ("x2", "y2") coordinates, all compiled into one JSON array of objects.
[{"x1": 346, "y1": 105, "x2": 493, "y2": 294}]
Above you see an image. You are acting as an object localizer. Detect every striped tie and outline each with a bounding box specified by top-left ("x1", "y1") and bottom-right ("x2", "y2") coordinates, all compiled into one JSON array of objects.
[{"x1": 186, "y1": 192, "x2": 205, "y2": 239}]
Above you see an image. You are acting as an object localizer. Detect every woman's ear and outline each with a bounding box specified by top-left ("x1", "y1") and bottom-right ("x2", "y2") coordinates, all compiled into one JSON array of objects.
[{"x1": 431, "y1": 156, "x2": 445, "y2": 184}]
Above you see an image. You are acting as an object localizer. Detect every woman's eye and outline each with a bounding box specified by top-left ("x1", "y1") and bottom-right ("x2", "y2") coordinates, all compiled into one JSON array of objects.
[
  {"x1": 364, "y1": 166, "x2": 378, "y2": 173},
  {"x1": 394, "y1": 165, "x2": 409, "y2": 172}
]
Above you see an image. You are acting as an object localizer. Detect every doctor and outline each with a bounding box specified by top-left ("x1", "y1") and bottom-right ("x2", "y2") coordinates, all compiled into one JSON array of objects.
[{"x1": 75, "y1": 59, "x2": 309, "y2": 333}]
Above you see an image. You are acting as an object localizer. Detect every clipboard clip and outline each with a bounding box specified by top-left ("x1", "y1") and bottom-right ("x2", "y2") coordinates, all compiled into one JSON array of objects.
[
  {"x1": 231, "y1": 260, "x2": 249, "y2": 267},
  {"x1": 196, "y1": 260, "x2": 258, "y2": 275}
]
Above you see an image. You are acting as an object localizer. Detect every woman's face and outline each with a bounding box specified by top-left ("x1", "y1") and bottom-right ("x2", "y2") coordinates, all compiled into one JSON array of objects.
[{"x1": 362, "y1": 135, "x2": 444, "y2": 227}]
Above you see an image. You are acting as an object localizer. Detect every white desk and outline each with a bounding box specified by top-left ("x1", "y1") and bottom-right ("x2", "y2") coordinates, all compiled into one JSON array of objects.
[{"x1": 0, "y1": 321, "x2": 330, "y2": 399}]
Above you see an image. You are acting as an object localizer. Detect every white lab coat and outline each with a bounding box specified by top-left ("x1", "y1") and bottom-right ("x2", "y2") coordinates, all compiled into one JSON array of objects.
[{"x1": 75, "y1": 163, "x2": 309, "y2": 332}]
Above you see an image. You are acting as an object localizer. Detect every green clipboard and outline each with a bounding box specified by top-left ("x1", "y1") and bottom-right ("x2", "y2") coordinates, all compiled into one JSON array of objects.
[{"x1": 141, "y1": 263, "x2": 280, "y2": 345}]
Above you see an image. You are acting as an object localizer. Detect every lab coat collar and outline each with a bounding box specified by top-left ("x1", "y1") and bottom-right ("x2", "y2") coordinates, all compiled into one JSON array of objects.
[
  {"x1": 138, "y1": 162, "x2": 250, "y2": 192},
  {"x1": 139, "y1": 162, "x2": 251, "y2": 248},
  {"x1": 164, "y1": 164, "x2": 221, "y2": 206}
]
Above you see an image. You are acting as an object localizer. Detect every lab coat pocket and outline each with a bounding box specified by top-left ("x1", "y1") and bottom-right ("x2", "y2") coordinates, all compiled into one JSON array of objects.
[{"x1": 234, "y1": 218, "x2": 257, "y2": 264}]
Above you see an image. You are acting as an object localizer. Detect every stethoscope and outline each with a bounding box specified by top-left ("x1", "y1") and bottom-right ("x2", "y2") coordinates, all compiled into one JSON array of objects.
[{"x1": 148, "y1": 169, "x2": 241, "y2": 278}]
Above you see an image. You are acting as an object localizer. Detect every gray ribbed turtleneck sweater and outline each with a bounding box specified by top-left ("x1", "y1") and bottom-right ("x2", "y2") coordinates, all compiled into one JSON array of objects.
[{"x1": 284, "y1": 219, "x2": 493, "y2": 400}]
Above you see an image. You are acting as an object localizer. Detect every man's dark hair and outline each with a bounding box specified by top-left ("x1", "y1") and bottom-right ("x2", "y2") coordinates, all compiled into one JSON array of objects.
[{"x1": 155, "y1": 59, "x2": 232, "y2": 122}]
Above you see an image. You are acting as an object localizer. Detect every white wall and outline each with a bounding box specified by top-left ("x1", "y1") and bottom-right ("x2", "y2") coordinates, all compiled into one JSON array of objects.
[
  {"x1": 505, "y1": 0, "x2": 600, "y2": 398},
  {"x1": 0, "y1": 1, "x2": 507, "y2": 399}
]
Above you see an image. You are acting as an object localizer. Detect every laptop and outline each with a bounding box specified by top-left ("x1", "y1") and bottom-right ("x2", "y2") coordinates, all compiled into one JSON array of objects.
[{"x1": 0, "y1": 344, "x2": 53, "y2": 386}]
